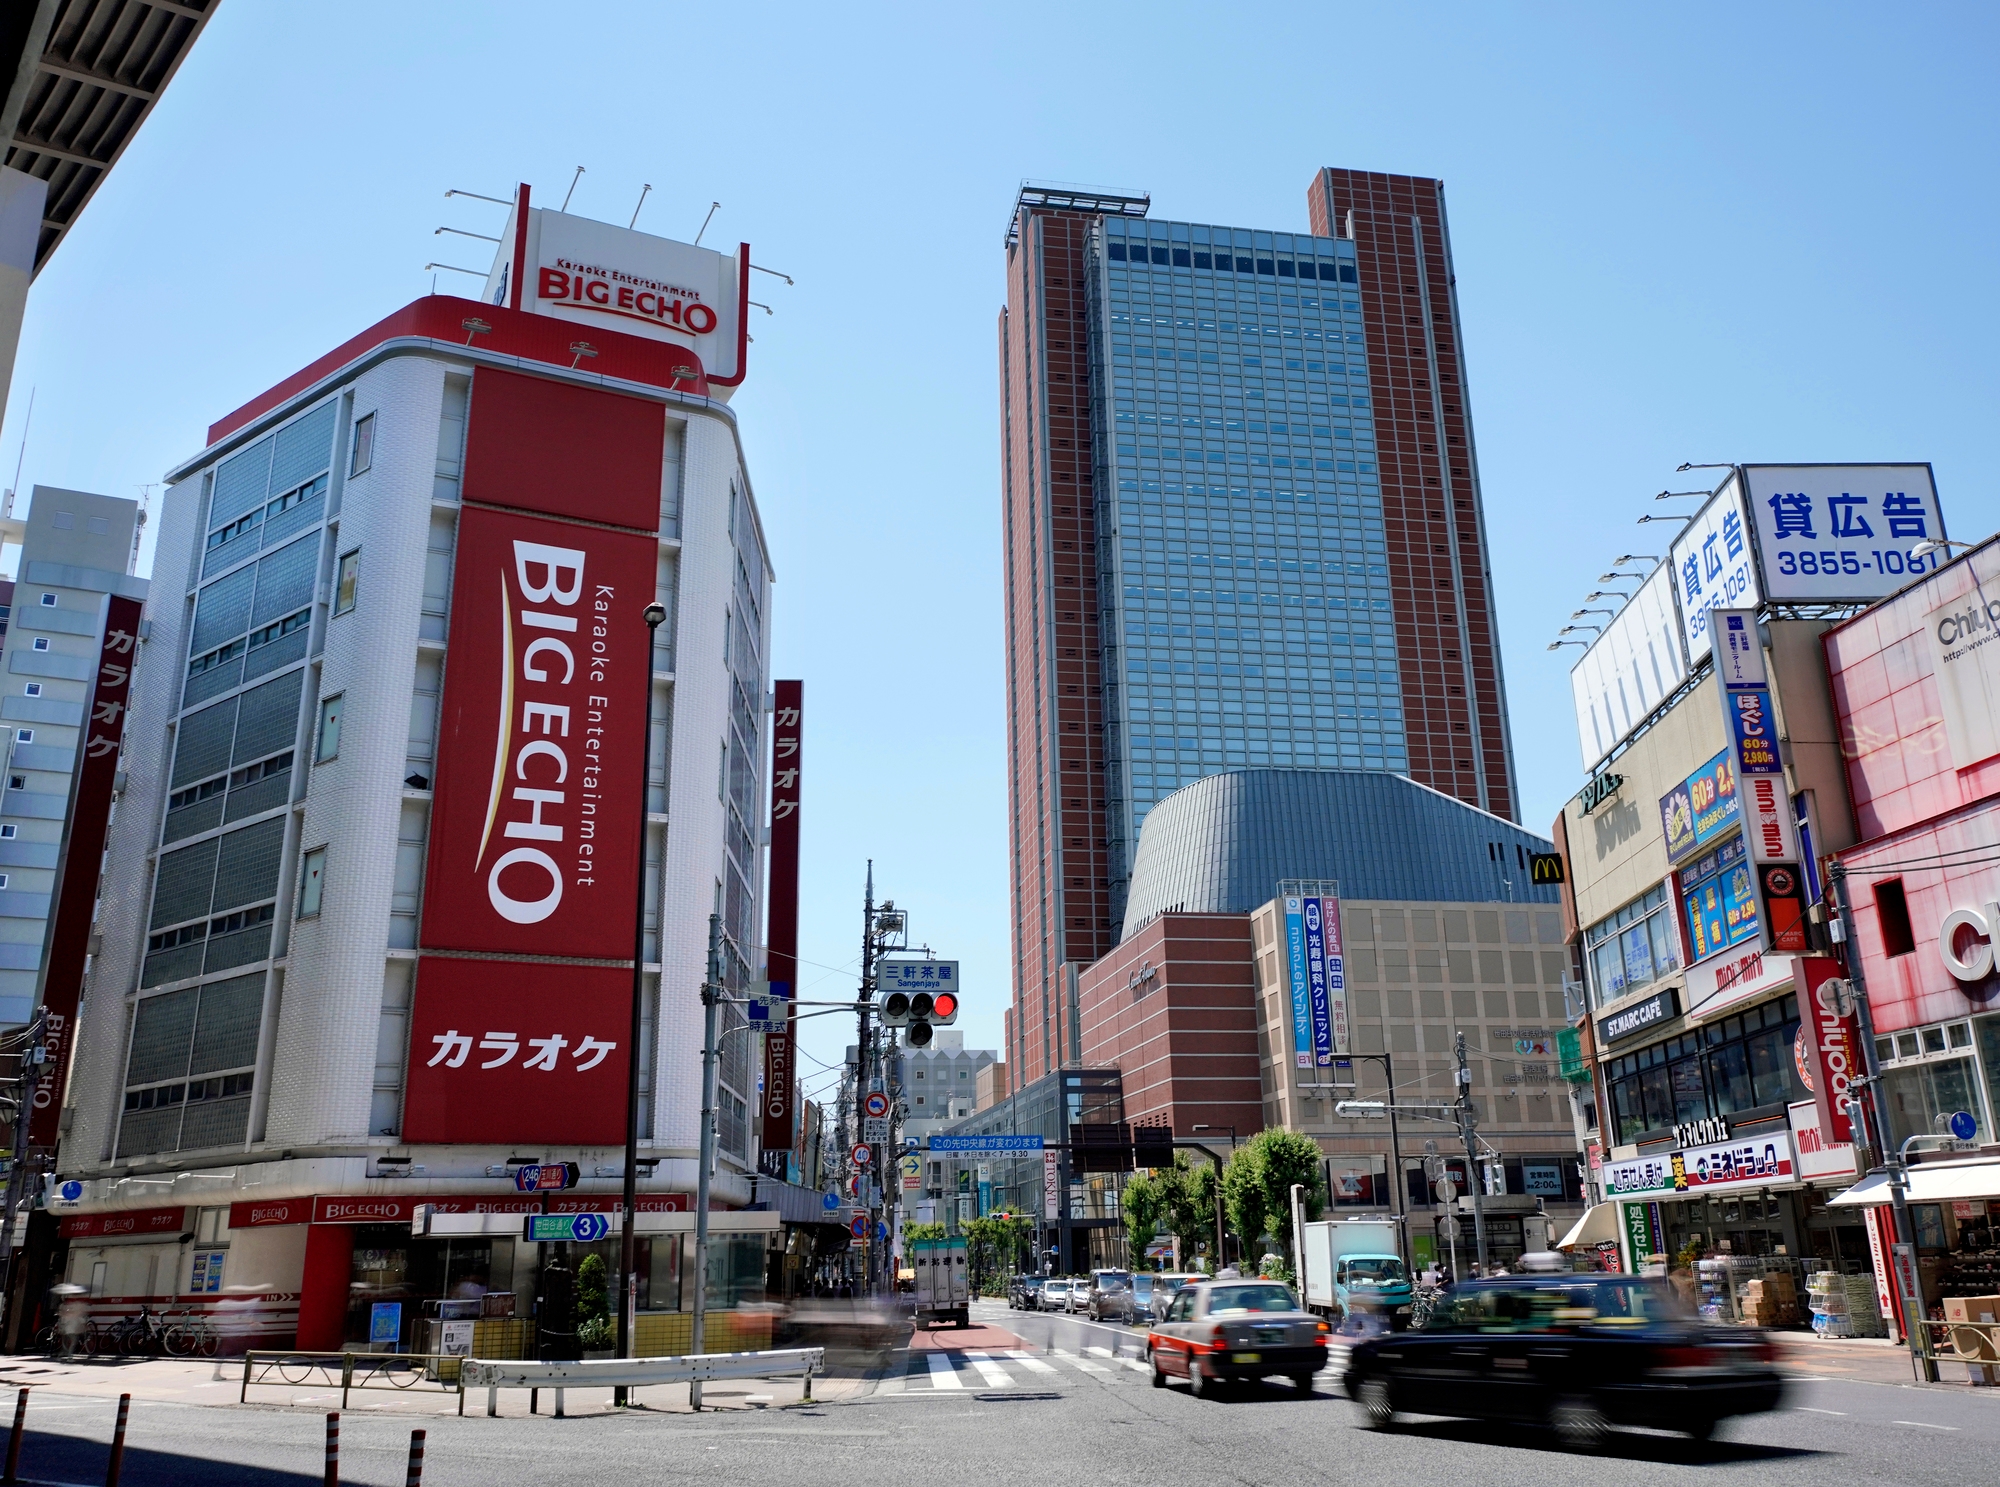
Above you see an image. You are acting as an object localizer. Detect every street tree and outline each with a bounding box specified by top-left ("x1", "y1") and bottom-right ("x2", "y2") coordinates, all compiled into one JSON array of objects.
[{"x1": 1222, "y1": 1130, "x2": 1326, "y2": 1261}]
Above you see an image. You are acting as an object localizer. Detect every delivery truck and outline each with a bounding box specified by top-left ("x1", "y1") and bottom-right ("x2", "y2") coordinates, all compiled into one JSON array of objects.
[
  {"x1": 1300, "y1": 1218, "x2": 1413, "y2": 1328},
  {"x1": 911, "y1": 1235, "x2": 971, "y2": 1328}
]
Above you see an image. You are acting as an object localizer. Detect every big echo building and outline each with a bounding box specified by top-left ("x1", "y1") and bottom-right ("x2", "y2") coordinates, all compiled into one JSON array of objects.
[{"x1": 39, "y1": 189, "x2": 794, "y2": 1353}]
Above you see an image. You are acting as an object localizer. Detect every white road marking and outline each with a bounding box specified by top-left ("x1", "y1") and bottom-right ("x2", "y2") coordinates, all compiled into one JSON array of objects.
[
  {"x1": 926, "y1": 1352, "x2": 964, "y2": 1390},
  {"x1": 1004, "y1": 1350, "x2": 1059, "y2": 1375},
  {"x1": 1053, "y1": 1349, "x2": 1108, "y2": 1374},
  {"x1": 1795, "y1": 1407, "x2": 1847, "y2": 1415},
  {"x1": 1893, "y1": 1420, "x2": 1959, "y2": 1430},
  {"x1": 961, "y1": 1351, "x2": 1015, "y2": 1387}
]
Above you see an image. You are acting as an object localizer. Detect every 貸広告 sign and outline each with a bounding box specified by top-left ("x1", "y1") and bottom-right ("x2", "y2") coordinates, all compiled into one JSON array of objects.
[{"x1": 1741, "y1": 465, "x2": 1946, "y2": 604}]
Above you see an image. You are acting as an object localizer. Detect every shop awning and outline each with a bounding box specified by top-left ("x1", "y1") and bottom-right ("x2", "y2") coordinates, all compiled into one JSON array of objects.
[
  {"x1": 1556, "y1": 1203, "x2": 1621, "y2": 1250},
  {"x1": 1829, "y1": 1158, "x2": 2000, "y2": 1207}
]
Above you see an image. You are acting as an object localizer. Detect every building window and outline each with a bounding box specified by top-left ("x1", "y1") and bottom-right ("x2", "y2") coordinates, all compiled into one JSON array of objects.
[
  {"x1": 13, "y1": 731, "x2": 30, "y2": 745},
  {"x1": 1602, "y1": 993, "x2": 1801, "y2": 1142},
  {"x1": 298, "y1": 847, "x2": 327, "y2": 918},
  {"x1": 350, "y1": 413, "x2": 375, "y2": 477},
  {"x1": 314, "y1": 694, "x2": 343, "y2": 763},
  {"x1": 1583, "y1": 884, "x2": 1680, "y2": 1008},
  {"x1": 333, "y1": 552, "x2": 360, "y2": 616},
  {"x1": 7, "y1": 776, "x2": 22, "y2": 791},
  {"x1": 22, "y1": 685, "x2": 38, "y2": 698},
  {"x1": 30, "y1": 638, "x2": 46, "y2": 652},
  {"x1": 0, "y1": 826, "x2": 14, "y2": 840},
  {"x1": 37, "y1": 594, "x2": 53, "y2": 608},
  {"x1": 1874, "y1": 878, "x2": 1916, "y2": 958}
]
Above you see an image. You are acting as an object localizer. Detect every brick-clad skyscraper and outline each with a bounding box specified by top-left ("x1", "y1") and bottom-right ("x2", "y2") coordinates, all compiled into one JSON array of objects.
[
  {"x1": 1001, "y1": 173, "x2": 1516, "y2": 1087},
  {"x1": 1307, "y1": 170, "x2": 1515, "y2": 820},
  {"x1": 1000, "y1": 188, "x2": 1148, "y2": 1084}
]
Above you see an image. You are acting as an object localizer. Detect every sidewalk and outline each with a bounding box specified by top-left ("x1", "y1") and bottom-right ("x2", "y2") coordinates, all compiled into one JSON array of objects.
[
  {"x1": 1773, "y1": 1331, "x2": 1989, "y2": 1389},
  {"x1": 0, "y1": 1352, "x2": 877, "y2": 1417}
]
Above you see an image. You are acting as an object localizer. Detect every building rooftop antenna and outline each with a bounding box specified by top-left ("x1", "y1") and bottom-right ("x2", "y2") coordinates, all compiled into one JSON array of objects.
[
  {"x1": 694, "y1": 201, "x2": 720, "y2": 245},
  {"x1": 4, "y1": 386, "x2": 33, "y2": 519},
  {"x1": 560, "y1": 166, "x2": 585, "y2": 213},
  {"x1": 130, "y1": 484, "x2": 153, "y2": 575}
]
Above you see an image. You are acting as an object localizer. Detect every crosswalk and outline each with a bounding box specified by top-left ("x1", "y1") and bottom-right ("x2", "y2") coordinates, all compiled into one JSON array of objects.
[{"x1": 878, "y1": 1345, "x2": 1152, "y2": 1394}]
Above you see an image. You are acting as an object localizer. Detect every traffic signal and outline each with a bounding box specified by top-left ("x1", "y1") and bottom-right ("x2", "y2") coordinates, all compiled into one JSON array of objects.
[
  {"x1": 881, "y1": 991, "x2": 912, "y2": 1028},
  {"x1": 894, "y1": 989, "x2": 958, "y2": 1047}
]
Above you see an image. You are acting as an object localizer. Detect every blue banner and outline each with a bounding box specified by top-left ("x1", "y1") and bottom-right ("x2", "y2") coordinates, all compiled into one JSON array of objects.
[
  {"x1": 1303, "y1": 897, "x2": 1334, "y2": 1067},
  {"x1": 1284, "y1": 897, "x2": 1312, "y2": 1068},
  {"x1": 927, "y1": 1134, "x2": 1044, "y2": 1153}
]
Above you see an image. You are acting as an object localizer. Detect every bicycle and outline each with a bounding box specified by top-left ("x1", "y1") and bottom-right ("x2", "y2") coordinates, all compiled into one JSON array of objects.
[
  {"x1": 1408, "y1": 1284, "x2": 1444, "y2": 1330},
  {"x1": 98, "y1": 1306, "x2": 167, "y2": 1356},
  {"x1": 162, "y1": 1307, "x2": 218, "y2": 1358}
]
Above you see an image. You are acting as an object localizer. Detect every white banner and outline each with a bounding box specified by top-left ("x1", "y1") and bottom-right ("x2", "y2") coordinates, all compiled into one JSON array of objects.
[{"x1": 1569, "y1": 560, "x2": 1689, "y2": 771}]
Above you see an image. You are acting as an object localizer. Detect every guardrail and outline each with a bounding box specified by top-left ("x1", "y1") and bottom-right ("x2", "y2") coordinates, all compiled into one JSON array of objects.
[
  {"x1": 460, "y1": 1346, "x2": 824, "y2": 1416},
  {"x1": 1912, "y1": 1317, "x2": 2000, "y2": 1383},
  {"x1": 238, "y1": 1351, "x2": 467, "y2": 1408}
]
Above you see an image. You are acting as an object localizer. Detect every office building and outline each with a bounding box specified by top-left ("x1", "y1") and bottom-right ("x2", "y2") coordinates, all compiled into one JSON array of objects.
[
  {"x1": 46, "y1": 190, "x2": 785, "y2": 1353},
  {"x1": 1000, "y1": 170, "x2": 1516, "y2": 1091}
]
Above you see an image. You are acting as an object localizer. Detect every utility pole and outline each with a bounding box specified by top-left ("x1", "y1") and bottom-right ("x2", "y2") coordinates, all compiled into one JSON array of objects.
[
  {"x1": 690, "y1": 914, "x2": 722, "y2": 1410},
  {"x1": 1454, "y1": 1031, "x2": 1489, "y2": 1275},
  {"x1": 1829, "y1": 861, "x2": 1934, "y2": 1377},
  {"x1": 0, "y1": 1011, "x2": 45, "y2": 1328}
]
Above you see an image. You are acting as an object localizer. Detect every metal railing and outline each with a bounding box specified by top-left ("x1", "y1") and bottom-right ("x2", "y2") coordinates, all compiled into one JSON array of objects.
[
  {"x1": 239, "y1": 1351, "x2": 467, "y2": 1408},
  {"x1": 1909, "y1": 1317, "x2": 2000, "y2": 1383},
  {"x1": 462, "y1": 1347, "x2": 823, "y2": 1417}
]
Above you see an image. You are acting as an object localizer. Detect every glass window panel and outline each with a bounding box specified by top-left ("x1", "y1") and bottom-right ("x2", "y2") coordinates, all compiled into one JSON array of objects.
[{"x1": 1707, "y1": 1041, "x2": 1755, "y2": 1114}]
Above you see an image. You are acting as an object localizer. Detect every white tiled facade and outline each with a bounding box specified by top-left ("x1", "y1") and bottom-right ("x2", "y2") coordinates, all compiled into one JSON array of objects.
[{"x1": 62, "y1": 344, "x2": 771, "y2": 1211}]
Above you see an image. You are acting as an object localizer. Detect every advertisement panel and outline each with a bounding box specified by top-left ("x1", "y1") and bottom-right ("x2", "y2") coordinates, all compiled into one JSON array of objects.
[
  {"x1": 1741, "y1": 465, "x2": 1945, "y2": 603},
  {"x1": 1283, "y1": 897, "x2": 1312, "y2": 1068},
  {"x1": 1669, "y1": 1132, "x2": 1796, "y2": 1193},
  {"x1": 1658, "y1": 749, "x2": 1739, "y2": 866},
  {"x1": 1926, "y1": 587, "x2": 2000, "y2": 771},
  {"x1": 403, "y1": 958, "x2": 631, "y2": 1144},
  {"x1": 1300, "y1": 896, "x2": 1342, "y2": 1064},
  {"x1": 1603, "y1": 1153, "x2": 1675, "y2": 1199},
  {"x1": 1788, "y1": 1100, "x2": 1858, "y2": 1183},
  {"x1": 761, "y1": 680, "x2": 803, "y2": 1156},
  {"x1": 30, "y1": 594, "x2": 143, "y2": 1150},
  {"x1": 1797, "y1": 957, "x2": 1863, "y2": 1145},
  {"x1": 1681, "y1": 836, "x2": 1758, "y2": 962},
  {"x1": 419, "y1": 505, "x2": 656, "y2": 958},
  {"x1": 1568, "y1": 560, "x2": 1689, "y2": 771},
  {"x1": 1670, "y1": 475, "x2": 1760, "y2": 664}
]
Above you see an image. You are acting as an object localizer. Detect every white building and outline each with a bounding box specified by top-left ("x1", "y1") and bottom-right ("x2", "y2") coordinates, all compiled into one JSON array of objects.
[{"x1": 51, "y1": 195, "x2": 782, "y2": 1352}]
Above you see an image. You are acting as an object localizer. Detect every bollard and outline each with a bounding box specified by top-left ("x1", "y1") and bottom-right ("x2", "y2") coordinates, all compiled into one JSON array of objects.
[
  {"x1": 104, "y1": 1393, "x2": 130, "y2": 1487},
  {"x1": 324, "y1": 1412, "x2": 339, "y2": 1487},
  {"x1": 5, "y1": 1386, "x2": 26, "y2": 1484},
  {"x1": 404, "y1": 1427, "x2": 426, "y2": 1487}
]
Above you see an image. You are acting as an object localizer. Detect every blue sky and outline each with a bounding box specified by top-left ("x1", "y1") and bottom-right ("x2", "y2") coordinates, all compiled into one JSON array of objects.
[{"x1": 10, "y1": 2, "x2": 1998, "y2": 1108}]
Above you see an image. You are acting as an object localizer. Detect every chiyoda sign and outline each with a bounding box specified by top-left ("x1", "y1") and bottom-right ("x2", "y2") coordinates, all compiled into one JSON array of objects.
[{"x1": 408, "y1": 367, "x2": 661, "y2": 1144}]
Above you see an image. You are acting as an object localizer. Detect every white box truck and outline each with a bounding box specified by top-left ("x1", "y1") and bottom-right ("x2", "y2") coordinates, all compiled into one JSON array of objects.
[
  {"x1": 1300, "y1": 1218, "x2": 1413, "y2": 1328},
  {"x1": 911, "y1": 1235, "x2": 970, "y2": 1328}
]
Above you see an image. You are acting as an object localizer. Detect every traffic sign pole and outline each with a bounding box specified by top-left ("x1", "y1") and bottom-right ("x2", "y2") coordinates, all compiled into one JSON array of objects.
[{"x1": 691, "y1": 912, "x2": 723, "y2": 1410}]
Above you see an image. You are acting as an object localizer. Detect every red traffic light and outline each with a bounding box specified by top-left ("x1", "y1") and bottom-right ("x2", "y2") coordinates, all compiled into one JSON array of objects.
[{"x1": 932, "y1": 991, "x2": 958, "y2": 1022}]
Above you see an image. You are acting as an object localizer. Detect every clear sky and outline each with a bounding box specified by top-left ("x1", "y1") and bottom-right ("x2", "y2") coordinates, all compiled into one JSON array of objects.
[{"x1": 9, "y1": 2, "x2": 1998, "y2": 1113}]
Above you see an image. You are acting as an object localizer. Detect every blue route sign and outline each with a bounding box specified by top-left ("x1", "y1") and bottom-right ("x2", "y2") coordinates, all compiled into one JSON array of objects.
[
  {"x1": 525, "y1": 1212, "x2": 610, "y2": 1243},
  {"x1": 927, "y1": 1135, "x2": 1044, "y2": 1153}
]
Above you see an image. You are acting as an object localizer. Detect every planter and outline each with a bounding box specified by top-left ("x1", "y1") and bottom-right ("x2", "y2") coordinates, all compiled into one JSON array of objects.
[{"x1": 582, "y1": 1349, "x2": 615, "y2": 1361}]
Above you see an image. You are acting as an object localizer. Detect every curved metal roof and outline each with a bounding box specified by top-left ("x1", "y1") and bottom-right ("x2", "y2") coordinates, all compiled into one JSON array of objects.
[{"x1": 1122, "y1": 767, "x2": 1558, "y2": 937}]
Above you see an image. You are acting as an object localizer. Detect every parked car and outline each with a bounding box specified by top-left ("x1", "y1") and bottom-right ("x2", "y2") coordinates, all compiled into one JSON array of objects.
[
  {"x1": 1149, "y1": 1272, "x2": 1200, "y2": 1323},
  {"x1": 1007, "y1": 1274, "x2": 1044, "y2": 1311},
  {"x1": 1040, "y1": 1279, "x2": 1072, "y2": 1312},
  {"x1": 1342, "y1": 1274, "x2": 1785, "y2": 1448},
  {"x1": 1147, "y1": 1279, "x2": 1328, "y2": 1396},
  {"x1": 1086, "y1": 1269, "x2": 1136, "y2": 1323}
]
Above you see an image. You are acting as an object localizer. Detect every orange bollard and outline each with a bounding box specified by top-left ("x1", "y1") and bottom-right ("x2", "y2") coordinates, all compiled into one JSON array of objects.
[
  {"x1": 104, "y1": 1393, "x2": 130, "y2": 1487},
  {"x1": 324, "y1": 1411, "x2": 339, "y2": 1486},
  {"x1": 404, "y1": 1427, "x2": 426, "y2": 1486}
]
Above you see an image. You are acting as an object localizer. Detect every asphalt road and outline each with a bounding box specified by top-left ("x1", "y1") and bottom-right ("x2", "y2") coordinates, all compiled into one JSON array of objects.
[{"x1": 1, "y1": 1300, "x2": 1993, "y2": 1485}]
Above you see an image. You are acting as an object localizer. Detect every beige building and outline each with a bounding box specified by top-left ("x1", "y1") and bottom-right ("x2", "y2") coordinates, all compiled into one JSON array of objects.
[{"x1": 1248, "y1": 896, "x2": 1584, "y2": 1269}]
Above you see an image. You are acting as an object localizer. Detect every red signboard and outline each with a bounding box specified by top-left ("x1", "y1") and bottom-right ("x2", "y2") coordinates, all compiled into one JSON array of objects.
[
  {"x1": 460, "y1": 366, "x2": 664, "y2": 532},
  {"x1": 1800, "y1": 956, "x2": 1864, "y2": 1145},
  {"x1": 760, "y1": 680, "x2": 803, "y2": 1163},
  {"x1": 30, "y1": 595, "x2": 143, "y2": 1152},
  {"x1": 402, "y1": 958, "x2": 631, "y2": 1144},
  {"x1": 60, "y1": 1206, "x2": 184, "y2": 1239},
  {"x1": 229, "y1": 1198, "x2": 312, "y2": 1228},
  {"x1": 419, "y1": 505, "x2": 655, "y2": 959}
]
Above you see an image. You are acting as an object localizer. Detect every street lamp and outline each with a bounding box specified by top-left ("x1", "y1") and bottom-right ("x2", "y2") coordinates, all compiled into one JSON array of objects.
[
  {"x1": 1636, "y1": 514, "x2": 1691, "y2": 525},
  {"x1": 1654, "y1": 489, "x2": 1709, "y2": 500},
  {"x1": 1192, "y1": 1125, "x2": 1237, "y2": 1270},
  {"x1": 615, "y1": 601, "x2": 668, "y2": 1403},
  {"x1": 1582, "y1": 591, "x2": 1629, "y2": 604},
  {"x1": 1911, "y1": 537, "x2": 1974, "y2": 562},
  {"x1": 1338, "y1": 1052, "x2": 1409, "y2": 1272},
  {"x1": 1546, "y1": 640, "x2": 1588, "y2": 652},
  {"x1": 1612, "y1": 554, "x2": 1659, "y2": 566}
]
